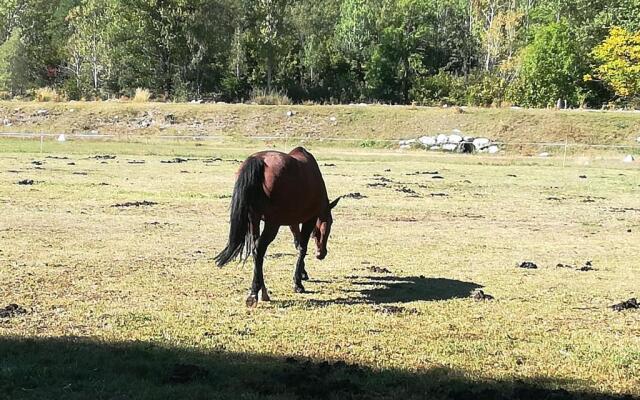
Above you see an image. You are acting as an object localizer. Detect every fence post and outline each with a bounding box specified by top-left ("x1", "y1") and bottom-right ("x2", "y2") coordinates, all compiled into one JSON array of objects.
[{"x1": 562, "y1": 136, "x2": 568, "y2": 167}]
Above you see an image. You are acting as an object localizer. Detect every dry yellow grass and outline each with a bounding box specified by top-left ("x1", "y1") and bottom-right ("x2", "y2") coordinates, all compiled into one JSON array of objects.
[
  {"x1": 132, "y1": 88, "x2": 152, "y2": 103},
  {"x1": 0, "y1": 138, "x2": 638, "y2": 399}
]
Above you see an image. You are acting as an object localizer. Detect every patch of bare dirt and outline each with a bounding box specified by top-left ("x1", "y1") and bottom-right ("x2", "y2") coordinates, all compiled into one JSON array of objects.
[
  {"x1": 0, "y1": 304, "x2": 27, "y2": 318},
  {"x1": 112, "y1": 200, "x2": 157, "y2": 208},
  {"x1": 611, "y1": 298, "x2": 638, "y2": 311}
]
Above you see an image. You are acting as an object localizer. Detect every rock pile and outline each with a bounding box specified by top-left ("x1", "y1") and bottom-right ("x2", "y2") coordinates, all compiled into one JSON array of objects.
[{"x1": 399, "y1": 129, "x2": 499, "y2": 154}]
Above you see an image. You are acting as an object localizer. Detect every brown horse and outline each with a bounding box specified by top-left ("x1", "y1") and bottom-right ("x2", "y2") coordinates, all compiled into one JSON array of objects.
[{"x1": 215, "y1": 147, "x2": 340, "y2": 306}]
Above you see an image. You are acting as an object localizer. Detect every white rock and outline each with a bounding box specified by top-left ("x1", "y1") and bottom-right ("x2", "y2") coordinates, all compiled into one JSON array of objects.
[
  {"x1": 286, "y1": 110, "x2": 294, "y2": 117},
  {"x1": 399, "y1": 144, "x2": 411, "y2": 149},
  {"x1": 405, "y1": 139, "x2": 417, "y2": 144},
  {"x1": 418, "y1": 136, "x2": 436, "y2": 146},
  {"x1": 429, "y1": 146, "x2": 441, "y2": 150},
  {"x1": 442, "y1": 143, "x2": 458, "y2": 151},
  {"x1": 57, "y1": 134, "x2": 66, "y2": 142},
  {"x1": 329, "y1": 116, "x2": 337, "y2": 122},
  {"x1": 90, "y1": 130, "x2": 98, "y2": 135},
  {"x1": 472, "y1": 138, "x2": 490, "y2": 149},
  {"x1": 487, "y1": 145, "x2": 500, "y2": 154},
  {"x1": 452, "y1": 129, "x2": 462, "y2": 134},
  {"x1": 436, "y1": 134, "x2": 448, "y2": 144},
  {"x1": 463, "y1": 136, "x2": 474, "y2": 142},
  {"x1": 623, "y1": 155, "x2": 635, "y2": 163},
  {"x1": 448, "y1": 134, "x2": 463, "y2": 143},
  {"x1": 636, "y1": 136, "x2": 640, "y2": 143},
  {"x1": 539, "y1": 152, "x2": 550, "y2": 157},
  {"x1": 2, "y1": 118, "x2": 10, "y2": 126},
  {"x1": 36, "y1": 109, "x2": 49, "y2": 116}
]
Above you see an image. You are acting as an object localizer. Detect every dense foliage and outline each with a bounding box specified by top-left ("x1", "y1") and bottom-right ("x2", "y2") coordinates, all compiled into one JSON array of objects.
[{"x1": 1, "y1": 0, "x2": 640, "y2": 106}]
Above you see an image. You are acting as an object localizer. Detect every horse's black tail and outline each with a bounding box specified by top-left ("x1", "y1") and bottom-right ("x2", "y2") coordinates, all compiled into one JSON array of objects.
[{"x1": 215, "y1": 157, "x2": 266, "y2": 267}]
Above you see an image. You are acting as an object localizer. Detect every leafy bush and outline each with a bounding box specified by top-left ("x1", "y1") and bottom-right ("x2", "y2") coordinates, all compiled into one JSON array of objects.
[
  {"x1": 411, "y1": 71, "x2": 508, "y2": 107},
  {"x1": 221, "y1": 75, "x2": 249, "y2": 103},
  {"x1": 465, "y1": 72, "x2": 508, "y2": 107},
  {"x1": 62, "y1": 79, "x2": 83, "y2": 101},
  {"x1": 411, "y1": 71, "x2": 465, "y2": 106},
  {"x1": 591, "y1": 27, "x2": 640, "y2": 101}
]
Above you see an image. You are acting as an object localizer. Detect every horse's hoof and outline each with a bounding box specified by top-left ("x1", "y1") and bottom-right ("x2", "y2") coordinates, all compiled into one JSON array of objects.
[
  {"x1": 246, "y1": 295, "x2": 258, "y2": 308},
  {"x1": 260, "y1": 288, "x2": 271, "y2": 302},
  {"x1": 301, "y1": 271, "x2": 309, "y2": 281},
  {"x1": 294, "y1": 284, "x2": 306, "y2": 293}
]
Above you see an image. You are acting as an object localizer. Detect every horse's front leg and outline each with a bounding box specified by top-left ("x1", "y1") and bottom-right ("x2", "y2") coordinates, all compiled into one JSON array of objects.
[
  {"x1": 290, "y1": 224, "x2": 301, "y2": 251},
  {"x1": 247, "y1": 222, "x2": 279, "y2": 307},
  {"x1": 293, "y1": 219, "x2": 315, "y2": 293}
]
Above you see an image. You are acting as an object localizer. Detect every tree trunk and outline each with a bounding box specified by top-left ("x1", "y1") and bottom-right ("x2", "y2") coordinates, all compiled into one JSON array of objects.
[
  {"x1": 267, "y1": 52, "x2": 273, "y2": 92},
  {"x1": 402, "y1": 55, "x2": 410, "y2": 104}
]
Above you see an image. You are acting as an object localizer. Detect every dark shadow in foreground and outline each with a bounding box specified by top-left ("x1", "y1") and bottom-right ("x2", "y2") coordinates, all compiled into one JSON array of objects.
[{"x1": 1, "y1": 336, "x2": 636, "y2": 400}]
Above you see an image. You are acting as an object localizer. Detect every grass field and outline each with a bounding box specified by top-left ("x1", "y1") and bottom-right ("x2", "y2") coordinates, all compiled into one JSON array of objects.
[{"x1": 1, "y1": 137, "x2": 639, "y2": 399}]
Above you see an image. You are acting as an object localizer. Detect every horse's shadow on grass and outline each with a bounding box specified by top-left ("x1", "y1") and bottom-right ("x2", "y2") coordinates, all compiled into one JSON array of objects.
[
  {"x1": 352, "y1": 275, "x2": 482, "y2": 304},
  {"x1": 0, "y1": 336, "x2": 633, "y2": 400},
  {"x1": 304, "y1": 275, "x2": 482, "y2": 306}
]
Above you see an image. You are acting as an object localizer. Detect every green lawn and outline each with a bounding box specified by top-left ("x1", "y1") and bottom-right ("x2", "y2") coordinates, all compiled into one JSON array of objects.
[{"x1": 1, "y1": 138, "x2": 638, "y2": 399}]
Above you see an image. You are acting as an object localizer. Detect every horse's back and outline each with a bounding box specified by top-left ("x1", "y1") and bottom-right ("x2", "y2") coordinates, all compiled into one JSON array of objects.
[
  {"x1": 247, "y1": 147, "x2": 327, "y2": 225},
  {"x1": 248, "y1": 147, "x2": 320, "y2": 177}
]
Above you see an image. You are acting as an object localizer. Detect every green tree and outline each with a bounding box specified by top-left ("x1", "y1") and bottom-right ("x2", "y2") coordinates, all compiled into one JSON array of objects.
[
  {"x1": 0, "y1": 28, "x2": 29, "y2": 95},
  {"x1": 65, "y1": 0, "x2": 112, "y2": 96},
  {"x1": 334, "y1": 0, "x2": 382, "y2": 99},
  {"x1": 289, "y1": 0, "x2": 341, "y2": 90},
  {"x1": 511, "y1": 22, "x2": 584, "y2": 107},
  {"x1": 104, "y1": 0, "x2": 235, "y2": 99},
  {"x1": 242, "y1": 0, "x2": 291, "y2": 92},
  {"x1": 0, "y1": 0, "x2": 23, "y2": 42},
  {"x1": 365, "y1": 0, "x2": 436, "y2": 103}
]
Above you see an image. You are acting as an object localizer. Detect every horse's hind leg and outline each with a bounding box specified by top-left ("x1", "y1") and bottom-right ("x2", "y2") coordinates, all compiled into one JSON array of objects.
[
  {"x1": 247, "y1": 222, "x2": 278, "y2": 307},
  {"x1": 293, "y1": 219, "x2": 315, "y2": 293}
]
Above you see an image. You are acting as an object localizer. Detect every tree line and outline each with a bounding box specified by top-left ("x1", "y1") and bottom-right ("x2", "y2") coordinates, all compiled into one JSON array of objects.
[{"x1": 0, "y1": 0, "x2": 639, "y2": 107}]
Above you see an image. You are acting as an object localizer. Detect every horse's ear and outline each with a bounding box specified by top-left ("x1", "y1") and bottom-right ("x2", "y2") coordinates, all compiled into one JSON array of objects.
[{"x1": 329, "y1": 197, "x2": 341, "y2": 209}]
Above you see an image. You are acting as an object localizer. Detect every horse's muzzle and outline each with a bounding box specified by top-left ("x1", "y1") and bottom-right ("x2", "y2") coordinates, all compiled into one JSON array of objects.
[{"x1": 316, "y1": 251, "x2": 326, "y2": 260}]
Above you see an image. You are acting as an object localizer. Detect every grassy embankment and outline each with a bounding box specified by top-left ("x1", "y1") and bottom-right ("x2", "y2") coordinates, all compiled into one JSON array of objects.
[{"x1": 1, "y1": 101, "x2": 640, "y2": 153}]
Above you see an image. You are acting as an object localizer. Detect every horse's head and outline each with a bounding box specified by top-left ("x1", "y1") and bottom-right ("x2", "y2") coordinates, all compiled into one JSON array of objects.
[{"x1": 313, "y1": 197, "x2": 340, "y2": 260}]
